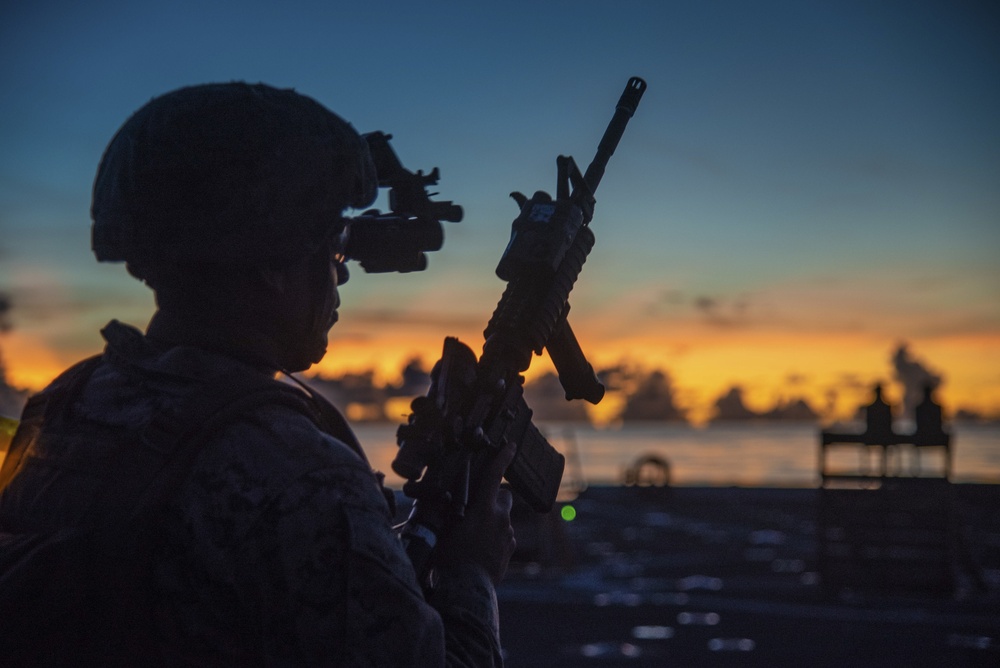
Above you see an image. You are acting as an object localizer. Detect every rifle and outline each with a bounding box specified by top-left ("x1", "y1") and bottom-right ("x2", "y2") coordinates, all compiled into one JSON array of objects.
[{"x1": 393, "y1": 77, "x2": 647, "y2": 579}]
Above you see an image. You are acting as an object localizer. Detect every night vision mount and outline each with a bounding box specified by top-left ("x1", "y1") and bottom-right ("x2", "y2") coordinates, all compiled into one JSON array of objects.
[{"x1": 341, "y1": 132, "x2": 463, "y2": 273}]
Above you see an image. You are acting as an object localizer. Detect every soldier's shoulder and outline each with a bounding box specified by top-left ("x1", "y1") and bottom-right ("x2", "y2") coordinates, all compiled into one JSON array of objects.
[{"x1": 222, "y1": 398, "x2": 367, "y2": 472}]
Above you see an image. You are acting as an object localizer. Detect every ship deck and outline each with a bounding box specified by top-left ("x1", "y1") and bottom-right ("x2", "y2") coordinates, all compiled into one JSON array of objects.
[{"x1": 496, "y1": 484, "x2": 1000, "y2": 667}]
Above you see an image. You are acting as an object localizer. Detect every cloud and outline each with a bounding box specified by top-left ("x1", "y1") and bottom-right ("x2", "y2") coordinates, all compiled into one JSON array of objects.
[
  {"x1": 891, "y1": 342, "x2": 943, "y2": 417},
  {"x1": 8, "y1": 280, "x2": 151, "y2": 326},
  {"x1": 620, "y1": 369, "x2": 686, "y2": 422},
  {"x1": 659, "y1": 289, "x2": 685, "y2": 306},
  {"x1": 0, "y1": 292, "x2": 10, "y2": 332},
  {"x1": 694, "y1": 296, "x2": 716, "y2": 311},
  {"x1": 784, "y1": 372, "x2": 809, "y2": 386},
  {"x1": 344, "y1": 308, "x2": 483, "y2": 331},
  {"x1": 693, "y1": 293, "x2": 752, "y2": 328}
]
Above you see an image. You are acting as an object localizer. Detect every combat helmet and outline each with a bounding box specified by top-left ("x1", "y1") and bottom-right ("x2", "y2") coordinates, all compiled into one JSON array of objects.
[{"x1": 91, "y1": 82, "x2": 377, "y2": 268}]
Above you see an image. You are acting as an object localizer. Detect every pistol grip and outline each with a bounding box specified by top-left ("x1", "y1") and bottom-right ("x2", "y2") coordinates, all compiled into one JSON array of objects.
[{"x1": 547, "y1": 317, "x2": 605, "y2": 404}]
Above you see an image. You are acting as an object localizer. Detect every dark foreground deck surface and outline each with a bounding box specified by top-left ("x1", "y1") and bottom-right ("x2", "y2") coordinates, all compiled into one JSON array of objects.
[{"x1": 496, "y1": 484, "x2": 1000, "y2": 667}]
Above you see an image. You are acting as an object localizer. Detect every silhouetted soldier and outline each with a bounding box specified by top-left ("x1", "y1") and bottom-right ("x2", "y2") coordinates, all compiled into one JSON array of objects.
[
  {"x1": 914, "y1": 385, "x2": 945, "y2": 442},
  {"x1": 912, "y1": 384, "x2": 951, "y2": 476},
  {"x1": 861, "y1": 384, "x2": 896, "y2": 475},
  {"x1": 0, "y1": 83, "x2": 514, "y2": 665},
  {"x1": 863, "y1": 384, "x2": 894, "y2": 445}
]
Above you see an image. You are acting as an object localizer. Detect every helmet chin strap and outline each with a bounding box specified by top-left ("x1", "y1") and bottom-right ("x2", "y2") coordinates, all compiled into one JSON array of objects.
[
  {"x1": 256, "y1": 242, "x2": 339, "y2": 373},
  {"x1": 298, "y1": 244, "x2": 341, "y2": 368}
]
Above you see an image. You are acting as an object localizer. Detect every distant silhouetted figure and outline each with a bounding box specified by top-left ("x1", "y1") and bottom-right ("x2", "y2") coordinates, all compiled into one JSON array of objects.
[
  {"x1": 863, "y1": 384, "x2": 895, "y2": 446},
  {"x1": 862, "y1": 384, "x2": 900, "y2": 475},
  {"x1": 914, "y1": 385, "x2": 946, "y2": 444},
  {"x1": 912, "y1": 384, "x2": 951, "y2": 476}
]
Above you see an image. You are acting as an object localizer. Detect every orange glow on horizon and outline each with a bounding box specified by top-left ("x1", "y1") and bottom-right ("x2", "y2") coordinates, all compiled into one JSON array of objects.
[
  {"x1": 311, "y1": 328, "x2": 1000, "y2": 423},
  {"x1": 2, "y1": 332, "x2": 82, "y2": 392},
  {"x1": 4, "y1": 327, "x2": 999, "y2": 423}
]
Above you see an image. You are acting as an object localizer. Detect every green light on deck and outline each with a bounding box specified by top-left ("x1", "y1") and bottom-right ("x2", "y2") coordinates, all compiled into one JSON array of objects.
[{"x1": 560, "y1": 504, "x2": 577, "y2": 522}]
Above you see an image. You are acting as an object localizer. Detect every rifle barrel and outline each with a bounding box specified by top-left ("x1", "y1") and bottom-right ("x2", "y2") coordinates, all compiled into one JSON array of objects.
[{"x1": 583, "y1": 77, "x2": 647, "y2": 196}]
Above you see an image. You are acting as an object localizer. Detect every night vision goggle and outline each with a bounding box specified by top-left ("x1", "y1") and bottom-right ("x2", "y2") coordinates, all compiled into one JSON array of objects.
[{"x1": 340, "y1": 132, "x2": 462, "y2": 274}]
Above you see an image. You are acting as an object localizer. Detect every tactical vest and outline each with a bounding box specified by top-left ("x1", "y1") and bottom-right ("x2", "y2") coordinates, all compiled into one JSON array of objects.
[{"x1": 0, "y1": 341, "x2": 367, "y2": 665}]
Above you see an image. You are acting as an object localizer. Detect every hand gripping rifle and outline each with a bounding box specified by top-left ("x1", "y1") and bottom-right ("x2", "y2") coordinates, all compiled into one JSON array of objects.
[{"x1": 393, "y1": 77, "x2": 647, "y2": 580}]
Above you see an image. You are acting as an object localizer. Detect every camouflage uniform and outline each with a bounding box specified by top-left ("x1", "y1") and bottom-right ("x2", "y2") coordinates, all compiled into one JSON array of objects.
[{"x1": 0, "y1": 320, "x2": 501, "y2": 666}]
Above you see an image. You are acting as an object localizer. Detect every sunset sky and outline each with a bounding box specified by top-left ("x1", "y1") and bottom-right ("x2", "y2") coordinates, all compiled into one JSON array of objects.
[{"x1": 1, "y1": 0, "x2": 998, "y2": 423}]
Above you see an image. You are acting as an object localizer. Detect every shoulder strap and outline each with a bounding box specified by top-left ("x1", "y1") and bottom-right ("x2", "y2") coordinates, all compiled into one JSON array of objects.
[
  {"x1": 96, "y1": 371, "x2": 332, "y2": 529},
  {"x1": 2, "y1": 352, "x2": 368, "y2": 532},
  {"x1": 280, "y1": 372, "x2": 368, "y2": 464},
  {"x1": 100, "y1": 364, "x2": 375, "y2": 529}
]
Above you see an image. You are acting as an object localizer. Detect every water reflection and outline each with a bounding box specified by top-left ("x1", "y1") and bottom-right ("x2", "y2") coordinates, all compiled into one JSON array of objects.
[
  {"x1": 631, "y1": 625, "x2": 674, "y2": 640},
  {"x1": 677, "y1": 611, "x2": 720, "y2": 625},
  {"x1": 707, "y1": 638, "x2": 755, "y2": 652}
]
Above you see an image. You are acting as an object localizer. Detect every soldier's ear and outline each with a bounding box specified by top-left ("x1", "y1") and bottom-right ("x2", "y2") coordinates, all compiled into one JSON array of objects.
[{"x1": 255, "y1": 264, "x2": 294, "y2": 295}]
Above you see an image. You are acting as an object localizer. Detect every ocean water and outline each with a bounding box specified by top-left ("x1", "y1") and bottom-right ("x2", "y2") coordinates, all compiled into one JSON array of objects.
[
  {"x1": 357, "y1": 421, "x2": 1000, "y2": 489},
  {"x1": 1, "y1": 421, "x2": 996, "y2": 489}
]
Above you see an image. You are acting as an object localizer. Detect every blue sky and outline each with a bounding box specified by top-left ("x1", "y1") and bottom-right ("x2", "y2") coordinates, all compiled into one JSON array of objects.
[{"x1": 1, "y1": 0, "x2": 998, "y2": 415}]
